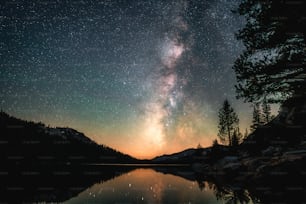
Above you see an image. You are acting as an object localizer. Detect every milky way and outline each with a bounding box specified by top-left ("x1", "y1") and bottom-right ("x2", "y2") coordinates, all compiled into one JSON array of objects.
[{"x1": 0, "y1": 0, "x2": 259, "y2": 158}]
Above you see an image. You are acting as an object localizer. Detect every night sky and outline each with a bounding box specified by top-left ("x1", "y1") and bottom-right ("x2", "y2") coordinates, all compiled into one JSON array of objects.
[{"x1": 0, "y1": 0, "x2": 275, "y2": 158}]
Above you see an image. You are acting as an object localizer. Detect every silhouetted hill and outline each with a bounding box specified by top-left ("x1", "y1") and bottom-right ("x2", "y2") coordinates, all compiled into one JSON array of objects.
[
  {"x1": 0, "y1": 111, "x2": 137, "y2": 165},
  {"x1": 151, "y1": 148, "x2": 214, "y2": 164},
  {"x1": 241, "y1": 96, "x2": 306, "y2": 155}
]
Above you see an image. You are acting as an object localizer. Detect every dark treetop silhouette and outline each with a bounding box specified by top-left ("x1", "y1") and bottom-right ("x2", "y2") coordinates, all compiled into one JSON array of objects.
[{"x1": 233, "y1": 0, "x2": 306, "y2": 103}]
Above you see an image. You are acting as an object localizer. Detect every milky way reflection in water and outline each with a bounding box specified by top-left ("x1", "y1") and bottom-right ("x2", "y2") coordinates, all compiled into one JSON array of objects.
[{"x1": 66, "y1": 168, "x2": 229, "y2": 204}]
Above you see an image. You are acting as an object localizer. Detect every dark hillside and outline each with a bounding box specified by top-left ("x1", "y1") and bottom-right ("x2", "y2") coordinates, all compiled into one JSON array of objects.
[{"x1": 0, "y1": 111, "x2": 137, "y2": 165}]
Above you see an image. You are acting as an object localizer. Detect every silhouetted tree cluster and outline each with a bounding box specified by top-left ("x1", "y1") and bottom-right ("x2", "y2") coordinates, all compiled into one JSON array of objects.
[
  {"x1": 233, "y1": 0, "x2": 306, "y2": 103},
  {"x1": 250, "y1": 103, "x2": 263, "y2": 132},
  {"x1": 262, "y1": 98, "x2": 272, "y2": 123},
  {"x1": 231, "y1": 128, "x2": 242, "y2": 147},
  {"x1": 217, "y1": 100, "x2": 241, "y2": 146},
  {"x1": 250, "y1": 99, "x2": 274, "y2": 131}
]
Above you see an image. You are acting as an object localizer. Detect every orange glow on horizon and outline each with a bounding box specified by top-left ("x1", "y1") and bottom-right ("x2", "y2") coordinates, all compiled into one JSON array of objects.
[
  {"x1": 94, "y1": 134, "x2": 215, "y2": 160},
  {"x1": 37, "y1": 110, "x2": 219, "y2": 160},
  {"x1": 17, "y1": 106, "x2": 259, "y2": 160}
]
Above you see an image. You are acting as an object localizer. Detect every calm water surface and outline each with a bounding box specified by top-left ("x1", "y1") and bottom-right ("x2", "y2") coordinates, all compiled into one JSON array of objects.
[
  {"x1": 66, "y1": 168, "x2": 226, "y2": 204},
  {"x1": 3, "y1": 165, "x2": 303, "y2": 203}
]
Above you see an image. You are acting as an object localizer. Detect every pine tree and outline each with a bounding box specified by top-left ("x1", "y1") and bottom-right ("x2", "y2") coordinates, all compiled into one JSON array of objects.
[
  {"x1": 233, "y1": 0, "x2": 306, "y2": 103},
  {"x1": 231, "y1": 128, "x2": 241, "y2": 146},
  {"x1": 217, "y1": 100, "x2": 239, "y2": 146},
  {"x1": 262, "y1": 97, "x2": 272, "y2": 123},
  {"x1": 250, "y1": 103, "x2": 262, "y2": 132}
]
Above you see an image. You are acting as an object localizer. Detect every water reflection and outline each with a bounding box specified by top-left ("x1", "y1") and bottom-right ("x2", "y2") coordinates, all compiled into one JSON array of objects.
[
  {"x1": 1, "y1": 165, "x2": 306, "y2": 203},
  {"x1": 207, "y1": 182, "x2": 253, "y2": 204},
  {"x1": 66, "y1": 168, "x2": 221, "y2": 204},
  {"x1": 0, "y1": 165, "x2": 135, "y2": 203}
]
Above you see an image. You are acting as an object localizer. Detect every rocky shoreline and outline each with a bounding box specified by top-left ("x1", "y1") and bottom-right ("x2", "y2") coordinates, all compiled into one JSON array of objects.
[{"x1": 191, "y1": 99, "x2": 306, "y2": 203}]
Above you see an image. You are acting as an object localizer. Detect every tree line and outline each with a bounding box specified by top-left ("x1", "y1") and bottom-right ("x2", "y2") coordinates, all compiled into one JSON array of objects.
[{"x1": 217, "y1": 99, "x2": 274, "y2": 146}]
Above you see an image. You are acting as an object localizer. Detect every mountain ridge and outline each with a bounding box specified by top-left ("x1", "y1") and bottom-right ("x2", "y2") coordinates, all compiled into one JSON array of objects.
[
  {"x1": 0, "y1": 111, "x2": 137, "y2": 165},
  {"x1": 1, "y1": 111, "x2": 218, "y2": 164}
]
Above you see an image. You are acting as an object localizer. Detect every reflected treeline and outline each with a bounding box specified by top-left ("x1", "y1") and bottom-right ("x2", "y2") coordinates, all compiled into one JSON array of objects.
[
  {"x1": 198, "y1": 181, "x2": 255, "y2": 204},
  {"x1": 0, "y1": 164, "x2": 135, "y2": 203},
  {"x1": 153, "y1": 166, "x2": 306, "y2": 204}
]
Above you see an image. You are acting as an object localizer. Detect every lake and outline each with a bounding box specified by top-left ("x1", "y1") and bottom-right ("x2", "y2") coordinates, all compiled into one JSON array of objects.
[
  {"x1": 65, "y1": 168, "x2": 225, "y2": 204},
  {"x1": 2, "y1": 164, "x2": 305, "y2": 203}
]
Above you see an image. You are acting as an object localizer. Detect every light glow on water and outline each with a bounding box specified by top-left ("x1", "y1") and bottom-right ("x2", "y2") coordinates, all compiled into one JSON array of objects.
[{"x1": 66, "y1": 168, "x2": 222, "y2": 204}]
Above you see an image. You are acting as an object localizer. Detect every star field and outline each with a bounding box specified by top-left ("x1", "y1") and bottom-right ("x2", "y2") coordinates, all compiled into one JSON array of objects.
[{"x1": 1, "y1": 0, "x2": 259, "y2": 158}]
